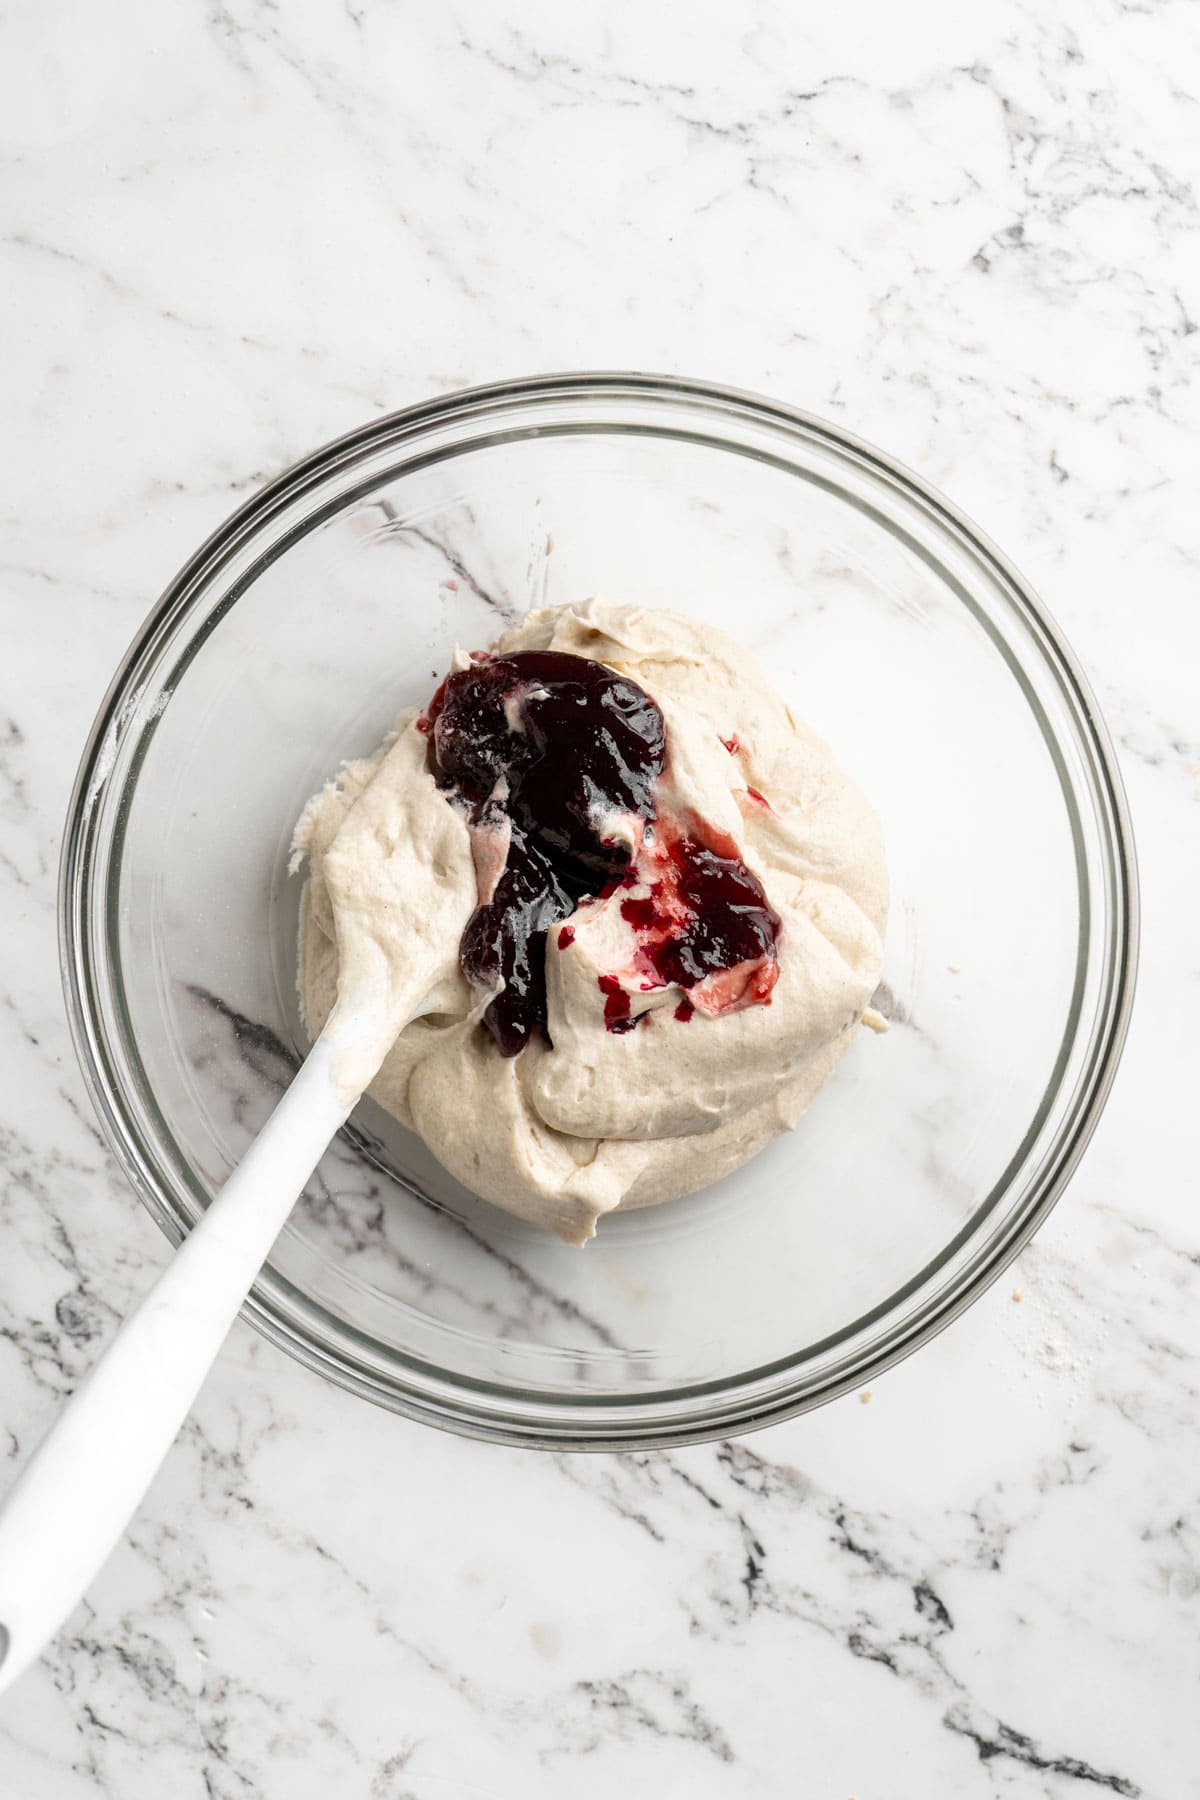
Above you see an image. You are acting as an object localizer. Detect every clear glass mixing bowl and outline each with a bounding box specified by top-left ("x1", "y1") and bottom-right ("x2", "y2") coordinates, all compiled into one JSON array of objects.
[{"x1": 60, "y1": 374, "x2": 1137, "y2": 1447}]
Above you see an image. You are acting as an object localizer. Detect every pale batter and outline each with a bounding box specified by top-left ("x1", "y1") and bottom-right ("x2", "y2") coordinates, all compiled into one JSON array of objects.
[{"x1": 293, "y1": 598, "x2": 887, "y2": 1243}]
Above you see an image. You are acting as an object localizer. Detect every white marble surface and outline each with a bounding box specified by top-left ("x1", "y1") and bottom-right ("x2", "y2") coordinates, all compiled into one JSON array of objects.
[{"x1": 1, "y1": 1, "x2": 1198, "y2": 1794}]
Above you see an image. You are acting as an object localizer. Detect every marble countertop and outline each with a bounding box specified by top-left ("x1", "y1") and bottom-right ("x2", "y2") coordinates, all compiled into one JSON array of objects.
[{"x1": 2, "y1": 2, "x2": 1198, "y2": 1795}]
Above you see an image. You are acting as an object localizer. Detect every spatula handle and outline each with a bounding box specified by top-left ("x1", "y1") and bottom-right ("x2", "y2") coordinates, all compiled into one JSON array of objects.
[{"x1": 0, "y1": 1032, "x2": 351, "y2": 1695}]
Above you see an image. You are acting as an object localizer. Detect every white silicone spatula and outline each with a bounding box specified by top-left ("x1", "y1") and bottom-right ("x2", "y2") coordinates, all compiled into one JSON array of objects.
[
  {"x1": 0, "y1": 973, "x2": 435, "y2": 1696},
  {"x1": 0, "y1": 685, "x2": 484, "y2": 1697}
]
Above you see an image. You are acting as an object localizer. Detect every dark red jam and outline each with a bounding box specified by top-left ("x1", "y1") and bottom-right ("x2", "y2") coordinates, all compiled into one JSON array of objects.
[
  {"x1": 595, "y1": 819, "x2": 780, "y2": 1025},
  {"x1": 425, "y1": 651, "x2": 780, "y2": 1053},
  {"x1": 598, "y1": 973, "x2": 636, "y2": 1033},
  {"x1": 429, "y1": 651, "x2": 665, "y2": 1054},
  {"x1": 623, "y1": 825, "x2": 780, "y2": 995}
]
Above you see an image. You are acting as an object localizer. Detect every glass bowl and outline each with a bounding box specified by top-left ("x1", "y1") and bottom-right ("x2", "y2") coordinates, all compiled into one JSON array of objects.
[{"x1": 60, "y1": 374, "x2": 1137, "y2": 1448}]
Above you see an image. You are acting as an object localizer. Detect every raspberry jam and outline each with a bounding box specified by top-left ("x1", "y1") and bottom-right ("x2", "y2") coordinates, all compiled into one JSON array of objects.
[
  {"x1": 616, "y1": 822, "x2": 780, "y2": 1004},
  {"x1": 429, "y1": 651, "x2": 665, "y2": 1054},
  {"x1": 426, "y1": 650, "x2": 780, "y2": 1053}
]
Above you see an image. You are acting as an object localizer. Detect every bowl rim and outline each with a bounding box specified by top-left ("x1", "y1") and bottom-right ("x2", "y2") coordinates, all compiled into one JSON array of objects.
[{"x1": 58, "y1": 370, "x2": 1140, "y2": 1449}]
